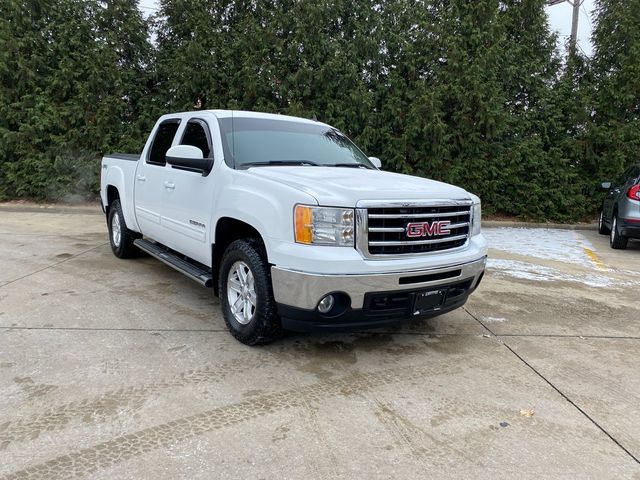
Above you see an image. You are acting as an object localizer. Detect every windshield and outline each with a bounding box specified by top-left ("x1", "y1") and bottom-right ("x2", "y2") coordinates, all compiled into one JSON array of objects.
[{"x1": 218, "y1": 117, "x2": 374, "y2": 169}]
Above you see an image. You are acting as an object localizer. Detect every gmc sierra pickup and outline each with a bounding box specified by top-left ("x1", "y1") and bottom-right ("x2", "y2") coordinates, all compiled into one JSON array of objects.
[{"x1": 101, "y1": 110, "x2": 487, "y2": 345}]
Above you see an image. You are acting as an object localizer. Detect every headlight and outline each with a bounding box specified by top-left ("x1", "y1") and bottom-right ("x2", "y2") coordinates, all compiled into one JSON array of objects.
[
  {"x1": 471, "y1": 202, "x2": 481, "y2": 236},
  {"x1": 294, "y1": 205, "x2": 355, "y2": 246}
]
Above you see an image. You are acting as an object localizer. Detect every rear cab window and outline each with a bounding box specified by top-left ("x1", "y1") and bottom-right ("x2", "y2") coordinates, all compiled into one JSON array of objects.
[{"x1": 147, "y1": 119, "x2": 181, "y2": 166}]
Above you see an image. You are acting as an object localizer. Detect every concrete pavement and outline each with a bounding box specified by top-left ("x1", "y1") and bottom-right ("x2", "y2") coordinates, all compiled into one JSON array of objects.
[{"x1": 1, "y1": 208, "x2": 639, "y2": 479}]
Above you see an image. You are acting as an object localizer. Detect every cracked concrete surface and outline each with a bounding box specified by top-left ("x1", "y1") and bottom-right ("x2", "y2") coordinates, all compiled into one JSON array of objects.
[{"x1": 0, "y1": 208, "x2": 639, "y2": 479}]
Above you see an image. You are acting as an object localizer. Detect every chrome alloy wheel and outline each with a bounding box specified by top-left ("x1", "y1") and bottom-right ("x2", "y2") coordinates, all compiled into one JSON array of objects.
[
  {"x1": 111, "y1": 213, "x2": 122, "y2": 248},
  {"x1": 227, "y1": 261, "x2": 257, "y2": 325}
]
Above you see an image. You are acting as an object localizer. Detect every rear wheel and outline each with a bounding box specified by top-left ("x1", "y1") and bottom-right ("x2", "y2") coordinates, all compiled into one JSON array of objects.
[
  {"x1": 598, "y1": 210, "x2": 610, "y2": 235},
  {"x1": 218, "y1": 239, "x2": 282, "y2": 345},
  {"x1": 610, "y1": 213, "x2": 628, "y2": 250},
  {"x1": 107, "y1": 199, "x2": 139, "y2": 258}
]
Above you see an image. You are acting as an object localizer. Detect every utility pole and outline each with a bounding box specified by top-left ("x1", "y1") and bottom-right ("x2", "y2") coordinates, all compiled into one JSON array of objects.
[{"x1": 548, "y1": 0, "x2": 584, "y2": 57}]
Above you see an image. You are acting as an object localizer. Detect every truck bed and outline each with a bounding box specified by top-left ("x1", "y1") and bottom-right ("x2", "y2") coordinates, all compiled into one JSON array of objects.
[{"x1": 101, "y1": 153, "x2": 142, "y2": 234}]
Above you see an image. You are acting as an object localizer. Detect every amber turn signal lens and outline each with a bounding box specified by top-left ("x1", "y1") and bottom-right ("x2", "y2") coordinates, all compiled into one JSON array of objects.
[{"x1": 294, "y1": 205, "x2": 313, "y2": 244}]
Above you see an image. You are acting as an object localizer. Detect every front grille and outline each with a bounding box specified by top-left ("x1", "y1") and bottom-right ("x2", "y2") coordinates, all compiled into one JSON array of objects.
[{"x1": 365, "y1": 205, "x2": 471, "y2": 255}]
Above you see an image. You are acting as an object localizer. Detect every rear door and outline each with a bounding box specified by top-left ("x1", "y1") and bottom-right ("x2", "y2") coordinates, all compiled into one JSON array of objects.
[
  {"x1": 160, "y1": 118, "x2": 216, "y2": 265},
  {"x1": 134, "y1": 119, "x2": 181, "y2": 241}
]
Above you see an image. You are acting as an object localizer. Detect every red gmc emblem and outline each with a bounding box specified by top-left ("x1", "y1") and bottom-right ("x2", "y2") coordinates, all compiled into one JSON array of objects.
[{"x1": 406, "y1": 220, "x2": 451, "y2": 238}]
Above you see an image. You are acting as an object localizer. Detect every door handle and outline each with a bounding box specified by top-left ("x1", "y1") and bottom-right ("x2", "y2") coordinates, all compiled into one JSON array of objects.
[
  {"x1": 136, "y1": 175, "x2": 146, "y2": 182},
  {"x1": 163, "y1": 181, "x2": 175, "y2": 190}
]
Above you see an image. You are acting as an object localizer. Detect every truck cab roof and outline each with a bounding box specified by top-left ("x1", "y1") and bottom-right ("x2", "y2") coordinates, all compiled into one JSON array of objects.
[{"x1": 158, "y1": 109, "x2": 331, "y2": 128}]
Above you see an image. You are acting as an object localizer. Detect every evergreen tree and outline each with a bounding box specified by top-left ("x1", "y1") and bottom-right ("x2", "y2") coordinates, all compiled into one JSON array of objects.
[
  {"x1": 495, "y1": 0, "x2": 587, "y2": 220},
  {"x1": 589, "y1": 0, "x2": 640, "y2": 182},
  {"x1": 2, "y1": 0, "x2": 633, "y2": 221},
  {"x1": 0, "y1": 0, "x2": 56, "y2": 198},
  {"x1": 429, "y1": 0, "x2": 509, "y2": 207},
  {"x1": 0, "y1": 0, "x2": 151, "y2": 200}
]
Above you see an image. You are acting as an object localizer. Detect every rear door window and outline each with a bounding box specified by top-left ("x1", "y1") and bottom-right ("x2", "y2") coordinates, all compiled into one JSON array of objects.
[
  {"x1": 180, "y1": 120, "x2": 211, "y2": 158},
  {"x1": 147, "y1": 120, "x2": 181, "y2": 165}
]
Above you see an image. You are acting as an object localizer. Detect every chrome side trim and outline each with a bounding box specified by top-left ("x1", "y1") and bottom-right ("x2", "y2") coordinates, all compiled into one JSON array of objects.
[{"x1": 271, "y1": 256, "x2": 486, "y2": 310}]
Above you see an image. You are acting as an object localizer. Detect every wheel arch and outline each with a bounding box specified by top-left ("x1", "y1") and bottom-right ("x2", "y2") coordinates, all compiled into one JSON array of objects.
[
  {"x1": 212, "y1": 217, "x2": 266, "y2": 296},
  {"x1": 105, "y1": 185, "x2": 120, "y2": 217}
]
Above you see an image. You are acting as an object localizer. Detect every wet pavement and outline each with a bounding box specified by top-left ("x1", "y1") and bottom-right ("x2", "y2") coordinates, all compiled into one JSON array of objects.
[{"x1": 1, "y1": 208, "x2": 639, "y2": 479}]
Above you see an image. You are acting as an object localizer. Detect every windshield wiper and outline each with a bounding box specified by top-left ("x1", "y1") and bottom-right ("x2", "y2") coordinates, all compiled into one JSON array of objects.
[
  {"x1": 328, "y1": 163, "x2": 374, "y2": 169},
  {"x1": 239, "y1": 160, "x2": 318, "y2": 169}
]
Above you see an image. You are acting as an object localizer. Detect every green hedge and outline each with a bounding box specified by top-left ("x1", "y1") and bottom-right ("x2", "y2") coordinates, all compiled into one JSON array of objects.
[{"x1": 1, "y1": 0, "x2": 638, "y2": 222}]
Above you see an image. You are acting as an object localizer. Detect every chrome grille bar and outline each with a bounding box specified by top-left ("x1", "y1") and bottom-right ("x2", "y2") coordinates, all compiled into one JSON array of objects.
[
  {"x1": 368, "y1": 210, "x2": 470, "y2": 219},
  {"x1": 369, "y1": 234, "x2": 468, "y2": 247},
  {"x1": 369, "y1": 222, "x2": 469, "y2": 233},
  {"x1": 368, "y1": 227, "x2": 406, "y2": 233}
]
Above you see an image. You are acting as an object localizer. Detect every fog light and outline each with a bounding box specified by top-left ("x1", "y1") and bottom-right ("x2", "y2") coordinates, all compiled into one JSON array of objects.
[{"x1": 317, "y1": 294, "x2": 335, "y2": 314}]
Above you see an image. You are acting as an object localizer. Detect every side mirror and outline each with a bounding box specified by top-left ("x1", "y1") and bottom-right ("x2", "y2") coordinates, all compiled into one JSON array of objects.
[
  {"x1": 599, "y1": 181, "x2": 612, "y2": 191},
  {"x1": 368, "y1": 156, "x2": 382, "y2": 169},
  {"x1": 166, "y1": 145, "x2": 213, "y2": 175}
]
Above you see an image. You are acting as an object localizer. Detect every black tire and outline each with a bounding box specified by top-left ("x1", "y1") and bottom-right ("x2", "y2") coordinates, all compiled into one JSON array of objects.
[
  {"x1": 598, "y1": 210, "x2": 610, "y2": 235},
  {"x1": 218, "y1": 238, "x2": 282, "y2": 345},
  {"x1": 610, "y1": 213, "x2": 628, "y2": 250},
  {"x1": 107, "y1": 199, "x2": 139, "y2": 258}
]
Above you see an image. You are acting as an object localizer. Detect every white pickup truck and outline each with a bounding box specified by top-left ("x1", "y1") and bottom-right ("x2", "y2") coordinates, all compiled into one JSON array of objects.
[{"x1": 101, "y1": 110, "x2": 487, "y2": 345}]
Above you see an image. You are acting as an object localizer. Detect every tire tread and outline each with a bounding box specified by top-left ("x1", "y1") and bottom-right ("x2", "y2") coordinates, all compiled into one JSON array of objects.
[
  {"x1": 108, "y1": 199, "x2": 139, "y2": 258},
  {"x1": 610, "y1": 213, "x2": 628, "y2": 250},
  {"x1": 218, "y1": 238, "x2": 282, "y2": 345}
]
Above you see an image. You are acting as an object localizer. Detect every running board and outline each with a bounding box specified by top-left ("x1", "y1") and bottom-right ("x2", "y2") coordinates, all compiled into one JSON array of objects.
[{"x1": 134, "y1": 239, "x2": 213, "y2": 287}]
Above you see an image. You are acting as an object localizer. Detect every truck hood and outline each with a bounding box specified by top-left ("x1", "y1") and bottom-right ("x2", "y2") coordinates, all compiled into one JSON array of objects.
[{"x1": 244, "y1": 166, "x2": 472, "y2": 206}]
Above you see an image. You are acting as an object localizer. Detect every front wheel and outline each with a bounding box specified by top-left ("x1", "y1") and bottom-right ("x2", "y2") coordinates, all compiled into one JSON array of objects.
[
  {"x1": 610, "y1": 214, "x2": 628, "y2": 250},
  {"x1": 218, "y1": 239, "x2": 282, "y2": 345}
]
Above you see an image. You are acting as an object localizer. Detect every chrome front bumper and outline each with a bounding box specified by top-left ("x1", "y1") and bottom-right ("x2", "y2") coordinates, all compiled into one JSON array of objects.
[{"x1": 270, "y1": 256, "x2": 486, "y2": 310}]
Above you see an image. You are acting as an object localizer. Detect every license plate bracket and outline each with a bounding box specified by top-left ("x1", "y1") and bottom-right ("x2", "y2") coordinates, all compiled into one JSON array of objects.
[{"x1": 412, "y1": 289, "x2": 446, "y2": 315}]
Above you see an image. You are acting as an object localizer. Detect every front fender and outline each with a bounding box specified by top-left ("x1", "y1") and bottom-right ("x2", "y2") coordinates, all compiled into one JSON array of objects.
[{"x1": 211, "y1": 176, "x2": 317, "y2": 260}]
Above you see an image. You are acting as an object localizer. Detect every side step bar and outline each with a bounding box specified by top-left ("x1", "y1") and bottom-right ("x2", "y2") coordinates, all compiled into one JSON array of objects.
[{"x1": 134, "y1": 239, "x2": 213, "y2": 287}]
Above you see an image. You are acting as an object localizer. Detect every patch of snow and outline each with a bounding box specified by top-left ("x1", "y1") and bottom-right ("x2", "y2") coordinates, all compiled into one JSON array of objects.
[
  {"x1": 610, "y1": 268, "x2": 640, "y2": 276},
  {"x1": 483, "y1": 228, "x2": 596, "y2": 267},
  {"x1": 487, "y1": 258, "x2": 636, "y2": 288},
  {"x1": 482, "y1": 316, "x2": 507, "y2": 323}
]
